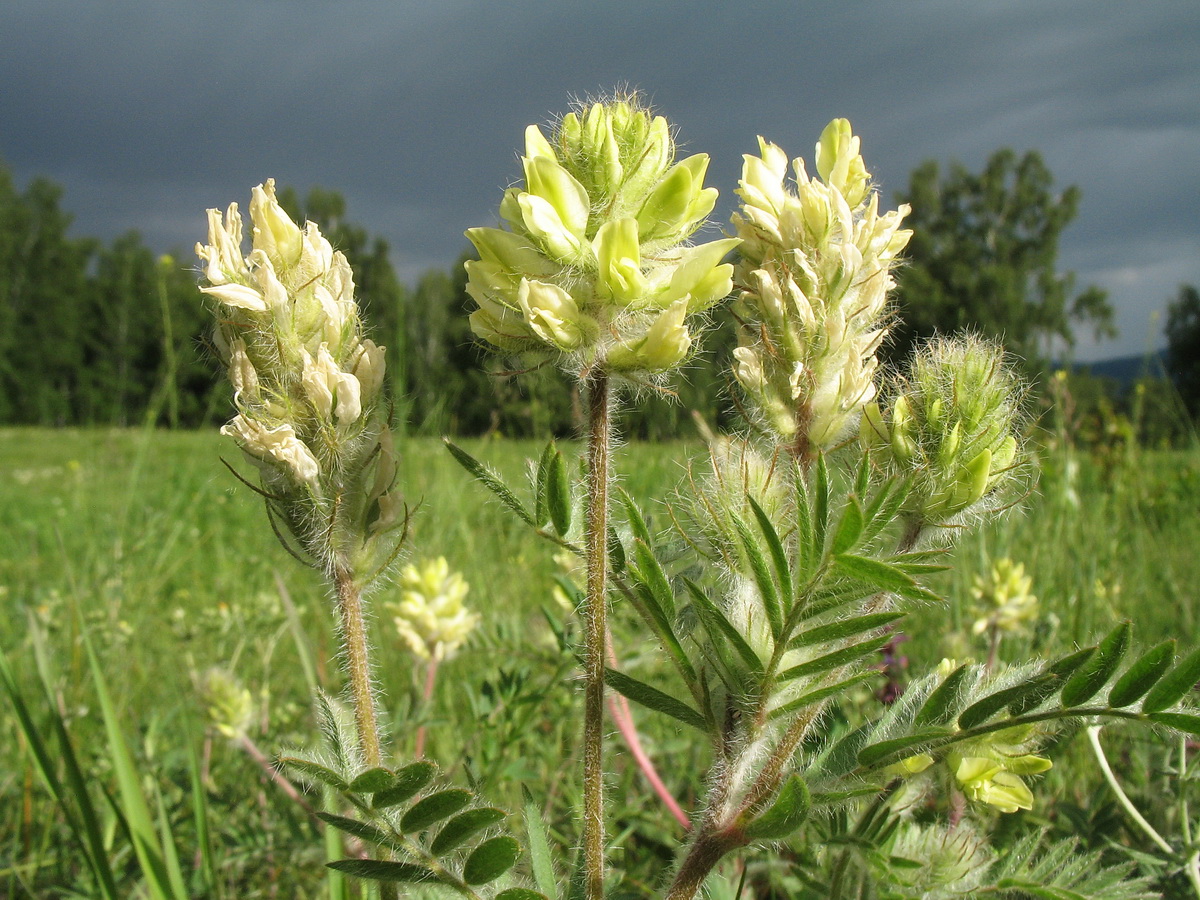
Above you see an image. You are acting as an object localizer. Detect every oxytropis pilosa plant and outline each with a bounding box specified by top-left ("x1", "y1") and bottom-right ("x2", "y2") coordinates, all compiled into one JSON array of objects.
[{"x1": 197, "y1": 100, "x2": 1200, "y2": 900}]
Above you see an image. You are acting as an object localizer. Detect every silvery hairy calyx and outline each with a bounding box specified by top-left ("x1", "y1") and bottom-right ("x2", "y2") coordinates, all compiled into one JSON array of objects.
[{"x1": 199, "y1": 100, "x2": 1200, "y2": 900}]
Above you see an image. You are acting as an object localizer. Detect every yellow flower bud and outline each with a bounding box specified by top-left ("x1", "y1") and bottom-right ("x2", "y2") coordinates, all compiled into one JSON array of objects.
[
  {"x1": 608, "y1": 300, "x2": 692, "y2": 372},
  {"x1": 249, "y1": 179, "x2": 303, "y2": 267},
  {"x1": 518, "y1": 278, "x2": 595, "y2": 350}
]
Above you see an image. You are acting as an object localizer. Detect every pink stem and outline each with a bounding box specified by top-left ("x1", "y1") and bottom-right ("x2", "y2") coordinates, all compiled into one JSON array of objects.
[
  {"x1": 605, "y1": 633, "x2": 691, "y2": 830},
  {"x1": 238, "y1": 734, "x2": 316, "y2": 818},
  {"x1": 414, "y1": 655, "x2": 440, "y2": 759}
]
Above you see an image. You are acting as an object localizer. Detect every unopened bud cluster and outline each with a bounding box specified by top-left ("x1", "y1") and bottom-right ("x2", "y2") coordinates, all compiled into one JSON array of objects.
[
  {"x1": 466, "y1": 96, "x2": 738, "y2": 376},
  {"x1": 731, "y1": 119, "x2": 911, "y2": 453},
  {"x1": 196, "y1": 180, "x2": 403, "y2": 573},
  {"x1": 861, "y1": 336, "x2": 1024, "y2": 527}
]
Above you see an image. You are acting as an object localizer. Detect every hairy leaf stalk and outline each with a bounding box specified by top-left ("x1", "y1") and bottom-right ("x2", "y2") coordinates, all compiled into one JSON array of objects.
[
  {"x1": 583, "y1": 371, "x2": 612, "y2": 900},
  {"x1": 334, "y1": 563, "x2": 383, "y2": 769}
]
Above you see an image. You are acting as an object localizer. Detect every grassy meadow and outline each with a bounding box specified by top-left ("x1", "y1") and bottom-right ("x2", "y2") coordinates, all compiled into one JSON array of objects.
[{"x1": 2, "y1": 425, "x2": 1199, "y2": 897}]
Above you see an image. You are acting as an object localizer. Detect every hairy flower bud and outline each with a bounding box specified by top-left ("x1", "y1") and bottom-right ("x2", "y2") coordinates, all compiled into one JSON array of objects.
[
  {"x1": 466, "y1": 94, "x2": 736, "y2": 377},
  {"x1": 863, "y1": 336, "x2": 1028, "y2": 529},
  {"x1": 731, "y1": 119, "x2": 911, "y2": 455}
]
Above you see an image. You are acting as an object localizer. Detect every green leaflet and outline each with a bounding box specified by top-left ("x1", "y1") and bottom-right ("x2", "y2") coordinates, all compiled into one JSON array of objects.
[
  {"x1": 523, "y1": 785, "x2": 558, "y2": 900},
  {"x1": 788, "y1": 612, "x2": 905, "y2": 651},
  {"x1": 326, "y1": 859, "x2": 435, "y2": 883},
  {"x1": 1060, "y1": 622, "x2": 1131, "y2": 707},
  {"x1": 857, "y1": 729, "x2": 955, "y2": 768},
  {"x1": 604, "y1": 667, "x2": 708, "y2": 732},
  {"x1": 463, "y1": 835, "x2": 521, "y2": 885},
  {"x1": 546, "y1": 444, "x2": 572, "y2": 536},
  {"x1": 445, "y1": 439, "x2": 535, "y2": 527},
  {"x1": 830, "y1": 494, "x2": 865, "y2": 556},
  {"x1": 777, "y1": 635, "x2": 891, "y2": 683},
  {"x1": 373, "y1": 761, "x2": 437, "y2": 809},
  {"x1": 1109, "y1": 640, "x2": 1175, "y2": 707},
  {"x1": 430, "y1": 808, "x2": 508, "y2": 856},
  {"x1": 1143, "y1": 645, "x2": 1200, "y2": 713},
  {"x1": 685, "y1": 577, "x2": 764, "y2": 678},
  {"x1": 317, "y1": 812, "x2": 396, "y2": 852},
  {"x1": 744, "y1": 775, "x2": 810, "y2": 841},
  {"x1": 914, "y1": 663, "x2": 972, "y2": 727},
  {"x1": 731, "y1": 510, "x2": 784, "y2": 638},
  {"x1": 833, "y1": 554, "x2": 941, "y2": 604},
  {"x1": 348, "y1": 766, "x2": 396, "y2": 793},
  {"x1": 747, "y1": 493, "x2": 794, "y2": 611},
  {"x1": 401, "y1": 789, "x2": 473, "y2": 833},
  {"x1": 959, "y1": 674, "x2": 1060, "y2": 730}
]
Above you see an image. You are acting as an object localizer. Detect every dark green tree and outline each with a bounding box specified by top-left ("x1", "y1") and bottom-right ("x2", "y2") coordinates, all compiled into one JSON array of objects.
[
  {"x1": 1165, "y1": 283, "x2": 1200, "y2": 419},
  {"x1": 0, "y1": 167, "x2": 95, "y2": 423},
  {"x1": 888, "y1": 149, "x2": 1113, "y2": 371}
]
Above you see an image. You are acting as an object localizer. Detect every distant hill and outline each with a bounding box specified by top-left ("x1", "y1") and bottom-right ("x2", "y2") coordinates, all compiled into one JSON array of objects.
[{"x1": 1072, "y1": 348, "x2": 1170, "y2": 387}]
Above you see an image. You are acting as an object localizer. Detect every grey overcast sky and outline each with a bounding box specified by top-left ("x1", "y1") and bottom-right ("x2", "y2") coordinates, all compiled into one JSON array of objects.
[{"x1": 2, "y1": 1, "x2": 1197, "y2": 361}]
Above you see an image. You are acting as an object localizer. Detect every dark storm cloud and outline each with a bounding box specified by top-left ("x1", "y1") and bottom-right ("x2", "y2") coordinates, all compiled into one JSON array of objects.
[{"x1": 2, "y1": 1, "x2": 1197, "y2": 358}]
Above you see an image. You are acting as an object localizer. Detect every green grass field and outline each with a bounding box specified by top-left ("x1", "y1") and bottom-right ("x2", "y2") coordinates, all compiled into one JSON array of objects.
[{"x1": 2, "y1": 427, "x2": 1199, "y2": 897}]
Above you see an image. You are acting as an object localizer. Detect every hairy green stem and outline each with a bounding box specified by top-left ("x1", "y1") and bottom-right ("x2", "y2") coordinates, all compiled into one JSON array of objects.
[
  {"x1": 666, "y1": 830, "x2": 738, "y2": 900},
  {"x1": 334, "y1": 564, "x2": 383, "y2": 768},
  {"x1": 583, "y1": 371, "x2": 612, "y2": 900}
]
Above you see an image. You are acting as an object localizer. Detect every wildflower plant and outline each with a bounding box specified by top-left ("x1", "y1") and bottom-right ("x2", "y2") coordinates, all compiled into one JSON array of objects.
[
  {"x1": 196, "y1": 100, "x2": 1200, "y2": 900},
  {"x1": 447, "y1": 103, "x2": 1200, "y2": 900}
]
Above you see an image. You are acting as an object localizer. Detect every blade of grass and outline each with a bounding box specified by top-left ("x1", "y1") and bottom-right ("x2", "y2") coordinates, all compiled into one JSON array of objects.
[
  {"x1": 1, "y1": 642, "x2": 121, "y2": 900},
  {"x1": 83, "y1": 631, "x2": 178, "y2": 900}
]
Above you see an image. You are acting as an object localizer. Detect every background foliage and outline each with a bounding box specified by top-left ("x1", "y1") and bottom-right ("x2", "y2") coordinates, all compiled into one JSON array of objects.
[{"x1": 2, "y1": 155, "x2": 1197, "y2": 439}]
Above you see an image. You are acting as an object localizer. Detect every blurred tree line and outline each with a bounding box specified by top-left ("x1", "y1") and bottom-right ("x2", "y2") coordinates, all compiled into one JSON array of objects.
[{"x1": 1, "y1": 155, "x2": 1195, "y2": 442}]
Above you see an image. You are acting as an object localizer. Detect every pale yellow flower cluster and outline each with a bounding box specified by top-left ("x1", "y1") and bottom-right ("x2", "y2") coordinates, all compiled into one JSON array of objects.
[
  {"x1": 466, "y1": 98, "x2": 738, "y2": 376},
  {"x1": 731, "y1": 119, "x2": 911, "y2": 450},
  {"x1": 201, "y1": 668, "x2": 254, "y2": 741},
  {"x1": 951, "y1": 751, "x2": 1051, "y2": 813},
  {"x1": 971, "y1": 558, "x2": 1039, "y2": 636},
  {"x1": 197, "y1": 180, "x2": 388, "y2": 491},
  {"x1": 388, "y1": 558, "x2": 479, "y2": 662}
]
